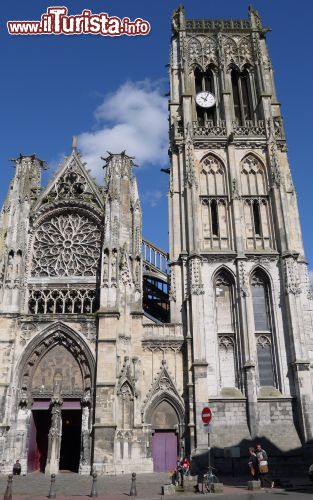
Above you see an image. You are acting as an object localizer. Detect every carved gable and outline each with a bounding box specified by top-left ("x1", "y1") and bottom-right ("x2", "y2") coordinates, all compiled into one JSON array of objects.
[
  {"x1": 117, "y1": 357, "x2": 137, "y2": 397},
  {"x1": 143, "y1": 360, "x2": 182, "y2": 407},
  {"x1": 33, "y1": 151, "x2": 103, "y2": 212}
]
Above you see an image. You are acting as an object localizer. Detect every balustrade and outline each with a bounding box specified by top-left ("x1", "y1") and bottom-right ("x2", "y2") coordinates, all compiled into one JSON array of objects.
[
  {"x1": 193, "y1": 120, "x2": 227, "y2": 137},
  {"x1": 232, "y1": 120, "x2": 266, "y2": 137},
  {"x1": 143, "y1": 323, "x2": 183, "y2": 340}
]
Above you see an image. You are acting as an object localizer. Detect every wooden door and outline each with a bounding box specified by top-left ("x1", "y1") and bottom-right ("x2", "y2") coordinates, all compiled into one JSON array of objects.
[{"x1": 152, "y1": 432, "x2": 177, "y2": 472}]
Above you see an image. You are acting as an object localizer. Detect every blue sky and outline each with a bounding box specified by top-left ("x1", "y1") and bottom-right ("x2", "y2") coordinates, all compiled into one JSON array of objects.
[{"x1": 1, "y1": 0, "x2": 313, "y2": 266}]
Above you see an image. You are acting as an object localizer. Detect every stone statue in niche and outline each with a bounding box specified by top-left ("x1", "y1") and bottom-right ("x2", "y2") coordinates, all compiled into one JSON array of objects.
[
  {"x1": 80, "y1": 404, "x2": 90, "y2": 465},
  {"x1": 45, "y1": 398, "x2": 63, "y2": 474},
  {"x1": 0, "y1": 260, "x2": 5, "y2": 282},
  {"x1": 119, "y1": 244, "x2": 132, "y2": 286},
  {"x1": 6, "y1": 253, "x2": 14, "y2": 281},
  {"x1": 81, "y1": 430, "x2": 90, "y2": 465},
  {"x1": 15, "y1": 251, "x2": 22, "y2": 278},
  {"x1": 134, "y1": 258, "x2": 141, "y2": 289},
  {"x1": 111, "y1": 250, "x2": 117, "y2": 282},
  {"x1": 51, "y1": 404, "x2": 61, "y2": 431},
  {"x1": 103, "y1": 250, "x2": 109, "y2": 281}
]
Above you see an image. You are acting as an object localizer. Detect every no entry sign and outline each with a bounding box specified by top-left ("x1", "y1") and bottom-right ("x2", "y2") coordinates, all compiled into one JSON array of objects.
[{"x1": 201, "y1": 407, "x2": 212, "y2": 425}]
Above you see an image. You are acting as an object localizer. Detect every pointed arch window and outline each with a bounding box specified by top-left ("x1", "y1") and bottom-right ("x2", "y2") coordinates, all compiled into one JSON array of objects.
[
  {"x1": 194, "y1": 67, "x2": 216, "y2": 125},
  {"x1": 215, "y1": 272, "x2": 237, "y2": 390},
  {"x1": 118, "y1": 383, "x2": 134, "y2": 430},
  {"x1": 251, "y1": 273, "x2": 270, "y2": 332},
  {"x1": 251, "y1": 270, "x2": 276, "y2": 387},
  {"x1": 256, "y1": 336, "x2": 275, "y2": 387},
  {"x1": 241, "y1": 155, "x2": 273, "y2": 250},
  {"x1": 215, "y1": 272, "x2": 235, "y2": 334},
  {"x1": 252, "y1": 200, "x2": 261, "y2": 237},
  {"x1": 199, "y1": 155, "x2": 231, "y2": 250},
  {"x1": 211, "y1": 200, "x2": 219, "y2": 237},
  {"x1": 231, "y1": 68, "x2": 253, "y2": 125}
]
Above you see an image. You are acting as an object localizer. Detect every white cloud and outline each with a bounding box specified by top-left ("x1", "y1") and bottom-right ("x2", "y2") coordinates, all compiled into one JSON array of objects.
[
  {"x1": 77, "y1": 80, "x2": 168, "y2": 180},
  {"x1": 142, "y1": 189, "x2": 163, "y2": 207}
]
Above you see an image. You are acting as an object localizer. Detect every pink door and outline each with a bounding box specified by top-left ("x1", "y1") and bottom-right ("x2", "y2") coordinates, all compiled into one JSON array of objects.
[{"x1": 152, "y1": 432, "x2": 177, "y2": 472}]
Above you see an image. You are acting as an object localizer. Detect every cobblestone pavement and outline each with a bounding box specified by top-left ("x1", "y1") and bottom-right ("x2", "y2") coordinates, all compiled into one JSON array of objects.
[
  {"x1": 0, "y1": 472, "x2": 312, "y2": 499},
  {"x1": 1, "y1": 472, "x2": 168, "y2": 498},
  {"x1": 0, "y1": 472, "x2": 168, "y2": 498}
]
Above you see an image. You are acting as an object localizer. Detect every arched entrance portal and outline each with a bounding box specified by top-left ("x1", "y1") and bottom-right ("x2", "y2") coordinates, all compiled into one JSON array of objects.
[
  {"x1": 17, "y1": 323, "x2": 94, "y2": 475},
  {"x1": 151, "y1": 400, "x2": 180, "y2": 472},
  {"x1": 144, "y1": 362, "x2": 185, "y2": 473},
  {"x1": 27, "y1": 345, "x2": 83, "y2": 473}
]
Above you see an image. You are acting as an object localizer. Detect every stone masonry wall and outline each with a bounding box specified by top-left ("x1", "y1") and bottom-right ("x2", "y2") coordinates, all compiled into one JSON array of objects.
[
  {"x1": 257, "y1": 399, "x2": 302, "y2": 453},
  {"x1": 209, "y1": 400, "x2": 251, "y2": 451}
]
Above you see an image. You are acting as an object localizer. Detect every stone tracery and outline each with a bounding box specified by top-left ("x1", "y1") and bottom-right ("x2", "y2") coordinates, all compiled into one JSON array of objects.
[
  {"x1": 31, "y1": 213, "x2": 101, "y2": 277},
  {"x1": 200, "y1": 154, "x2": 227, "y2": 196},
  {"x1": 42, "y1": 159, "x2": 100, "y2": 204},
  {"x1": 187, "y1": 36, "x2": 218, "y2": 68},
  {"x1": 223, "y1": 35, "x2": 253, "y2": 67},
  {"x1": 28, "y1": 288, "x2": 98, "y2": 314}
]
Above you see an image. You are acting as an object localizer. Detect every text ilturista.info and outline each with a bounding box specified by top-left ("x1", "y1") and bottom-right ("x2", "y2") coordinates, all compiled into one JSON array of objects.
[{"x1": 7, "y1": 6, "x2": 151, "y2": 36}]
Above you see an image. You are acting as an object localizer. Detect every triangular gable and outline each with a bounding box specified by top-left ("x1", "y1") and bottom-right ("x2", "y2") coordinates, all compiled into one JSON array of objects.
[
  {"x1": 32, "y1": 150, "x2": 103, "y2": 212},
  {"x1": 142, "y1": 360, "x2": 182, "y2": 406},
  {"x1": 117, "y1": 357, "x2": 137, "y2": 397}
]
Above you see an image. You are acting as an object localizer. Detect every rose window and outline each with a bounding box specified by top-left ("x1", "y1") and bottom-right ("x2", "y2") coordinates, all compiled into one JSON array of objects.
[{"x1": 31, "y1": 214, "x2": 101, "y2": 277}]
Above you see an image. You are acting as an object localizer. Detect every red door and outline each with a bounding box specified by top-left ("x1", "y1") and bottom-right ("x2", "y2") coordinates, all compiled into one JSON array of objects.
[
  {"x1": 27, "y1": 406, "x2": 51, "y2": 473},
  {"x1": 152, "y1": 432, "x2": 177, "y2": 472},
  {"x1": 27, "y1": 413, "x2": 40, "y2": 473}
]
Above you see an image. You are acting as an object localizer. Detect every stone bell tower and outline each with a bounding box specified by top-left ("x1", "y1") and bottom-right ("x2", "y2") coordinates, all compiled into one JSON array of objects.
[{"x1": 169, "y1": 5, "x2": 313, "y2": 466}]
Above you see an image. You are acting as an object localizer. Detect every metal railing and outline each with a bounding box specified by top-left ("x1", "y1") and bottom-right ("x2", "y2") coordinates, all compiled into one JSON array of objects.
[{"x1": 142, "y1": 239, "x2": 168, "y2": 278}]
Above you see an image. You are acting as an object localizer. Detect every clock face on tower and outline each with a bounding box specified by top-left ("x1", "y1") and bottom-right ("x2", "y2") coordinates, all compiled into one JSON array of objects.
[{"x1": 195, "y1": 91, "x2": 216, "y2": 109}]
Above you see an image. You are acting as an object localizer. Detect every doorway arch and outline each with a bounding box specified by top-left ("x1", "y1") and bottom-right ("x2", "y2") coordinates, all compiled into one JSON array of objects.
[
  {"x1": 145, "y1": 393, "x2": 185, "y2": 473},
  {"x1": 16, "y1": 322, "x2": 95, "y2": 474}
]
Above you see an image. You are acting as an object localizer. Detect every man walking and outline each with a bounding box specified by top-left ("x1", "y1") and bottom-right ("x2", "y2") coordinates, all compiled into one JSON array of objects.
[{"x1": 256, "y1": 444, "x2": 274, "y2": 489}]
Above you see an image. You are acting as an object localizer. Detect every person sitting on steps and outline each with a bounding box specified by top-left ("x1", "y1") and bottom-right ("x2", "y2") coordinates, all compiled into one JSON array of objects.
[{"x1": 13, "y1": 459, "x2": 21, "y2": 475}]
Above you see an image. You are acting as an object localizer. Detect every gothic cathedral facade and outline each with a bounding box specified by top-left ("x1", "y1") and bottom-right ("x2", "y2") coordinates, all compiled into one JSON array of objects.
[{"x1": 0, "y1": 6, "x2": 313, "y2": 475}]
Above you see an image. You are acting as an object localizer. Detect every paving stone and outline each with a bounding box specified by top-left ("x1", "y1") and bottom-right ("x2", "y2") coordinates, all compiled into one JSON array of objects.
[
  {"x1": 211, "y1": 482, "x2": 223, "y2": 493},
  {"x1": 0, "y1": 472, "x2": 168, "y2": 498},
  {"x1": 247, "y1": 480, "x2": 261, "y2": 490},
  {"x1": 162, "y1": 484, "x2": 176, "y2": 495}
]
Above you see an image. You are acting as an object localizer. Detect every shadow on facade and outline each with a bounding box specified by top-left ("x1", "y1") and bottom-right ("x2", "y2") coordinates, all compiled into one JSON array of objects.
[{"x1": 190, "y1": 437, "x2": 313, "y2": 481}]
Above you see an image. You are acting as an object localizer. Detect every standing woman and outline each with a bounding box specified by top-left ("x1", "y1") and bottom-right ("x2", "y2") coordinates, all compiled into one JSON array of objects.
[
  {"x1": 256, "y1": 443, "x2": 274, "y2": 489},
  {"x1": 248, "y1": 448, "x2": 259, "y2": 480}
]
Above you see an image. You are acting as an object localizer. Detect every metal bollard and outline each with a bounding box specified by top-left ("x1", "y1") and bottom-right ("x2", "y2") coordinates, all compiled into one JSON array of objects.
[
  {"x1": 48, "y1": 473, "x2": 56, "y2": 499},
  {"x1": 3, "y1": 474, "x2": 13, "y2": 500},
  {"x1": 90, "y1": 472, "x2": 98, "y2": 498},
  {"x1": 130, "y1": 472, "x2": 137, "y2": 497}
]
